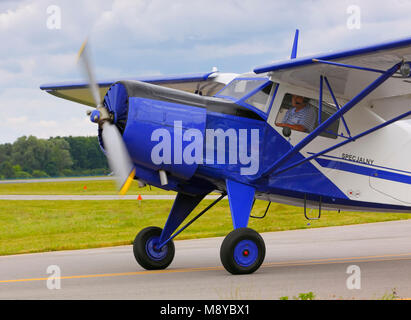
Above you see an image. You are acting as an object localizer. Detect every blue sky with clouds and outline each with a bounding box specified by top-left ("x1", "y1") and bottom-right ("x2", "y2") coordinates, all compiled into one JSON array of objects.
[{"x1": 1, "y1": 0, "x2": 411, "y2": 143}]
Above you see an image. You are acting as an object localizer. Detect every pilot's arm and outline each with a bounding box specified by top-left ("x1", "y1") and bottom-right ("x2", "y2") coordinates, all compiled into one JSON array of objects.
[
  {"x1": 276, "y1": 108, "x2": 309, "y2": 132},
  {"x1": 276, "y1": 122, "x2": 308, "y2": 132}
]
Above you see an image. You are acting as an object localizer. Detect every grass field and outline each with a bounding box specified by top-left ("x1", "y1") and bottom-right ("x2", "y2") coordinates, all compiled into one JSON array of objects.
[
  {"x1": 0, "y1": 178, "x2": 174, "y2": 195},
  {"x1": 0, "y1": 198, "x2": 410, "y2": 256}
]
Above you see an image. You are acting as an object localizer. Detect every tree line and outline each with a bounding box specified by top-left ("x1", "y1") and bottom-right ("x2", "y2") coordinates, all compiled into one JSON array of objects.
[{"x1": 0, "y1": 136, "x2": 110, "y2": 179}]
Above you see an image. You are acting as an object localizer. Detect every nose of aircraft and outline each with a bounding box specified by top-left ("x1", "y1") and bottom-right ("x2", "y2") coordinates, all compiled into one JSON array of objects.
[
  {"x1": 102, "y1": 82, "x2": 130, "y2": 137},
  {"x1": 91, "y1": 81, "x2": 135, "y2": 194}
]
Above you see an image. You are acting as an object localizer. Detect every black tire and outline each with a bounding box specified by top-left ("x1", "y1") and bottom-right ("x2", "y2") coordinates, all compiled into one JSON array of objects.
[
  {"x1": 220, "y1": 228, "x2": 265, "y2": 275},
  {"x1": 133, "y1": 226, "x2": 175, "y2": 270}
]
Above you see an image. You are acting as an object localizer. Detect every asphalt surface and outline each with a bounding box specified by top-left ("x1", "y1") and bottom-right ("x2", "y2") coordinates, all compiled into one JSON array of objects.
[{"x1": 2, "y1": 219, "x2": 411, "y2": 300}]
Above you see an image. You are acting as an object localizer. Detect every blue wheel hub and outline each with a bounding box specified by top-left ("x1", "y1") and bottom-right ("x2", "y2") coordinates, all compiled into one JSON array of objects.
[
  {"x1": 145, "y1": 236, "x2": 168, "y2": 261},
  {"x1": 233, "y1": 240, "x2": 258, "y2": 267}
]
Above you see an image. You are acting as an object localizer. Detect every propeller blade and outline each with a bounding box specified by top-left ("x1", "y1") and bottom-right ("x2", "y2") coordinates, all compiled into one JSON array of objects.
[
  {"x1": 77, "y1": 39, "x2": 134, "y2": 195},
  {"x1": 101, "y1": 122, "x2": 135, "y2": 195},
  {"x1": 77, "y1": 39, "x2": 102, "y2": 107}
]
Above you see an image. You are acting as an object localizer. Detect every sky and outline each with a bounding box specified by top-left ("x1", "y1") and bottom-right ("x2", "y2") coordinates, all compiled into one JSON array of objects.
[{"x1": 1, "y1": 0, "x2": 411, "y2": 143}]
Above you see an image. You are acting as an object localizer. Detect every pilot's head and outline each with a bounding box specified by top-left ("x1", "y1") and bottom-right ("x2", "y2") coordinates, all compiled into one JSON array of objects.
[{"x1": 292, "y1": 95, "x2": 308, "y2": 110}]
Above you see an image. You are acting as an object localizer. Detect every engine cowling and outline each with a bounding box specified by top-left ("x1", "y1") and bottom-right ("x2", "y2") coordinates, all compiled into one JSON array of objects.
[{"x1": 100, "y1": 80, "x2": 206, "y2": 181}]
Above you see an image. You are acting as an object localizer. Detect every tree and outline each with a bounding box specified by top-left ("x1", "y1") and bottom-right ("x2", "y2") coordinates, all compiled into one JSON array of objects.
[
  {"x1": 0, "y1": 135, "x2": 108, "y2": 178},
  {"x1": 0, "y1": 161, "x2": 15, "y2": 179},
  {"x1": 11, "y1": 136, "x2": 48, "y2": 173},
  {"x1": 46, "y1": 138, "x2": 73, "y2": 176},
  {"x1": 0, "y1": 143, "x2": 12, "y2": 164}
]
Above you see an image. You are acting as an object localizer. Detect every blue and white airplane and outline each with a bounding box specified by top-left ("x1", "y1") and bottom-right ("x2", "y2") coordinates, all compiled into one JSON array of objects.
[{"x1": 41, "y1": 31, "x2": 411, "y2": 274}]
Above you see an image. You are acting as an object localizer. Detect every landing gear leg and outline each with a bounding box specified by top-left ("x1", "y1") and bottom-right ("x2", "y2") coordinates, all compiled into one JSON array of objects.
[
  {"x1": 220, "y1": 179, "x2": 266, "y2": 274},
  {"x1": 133, "y1": 192, "x2": 206, "y2": 270}
]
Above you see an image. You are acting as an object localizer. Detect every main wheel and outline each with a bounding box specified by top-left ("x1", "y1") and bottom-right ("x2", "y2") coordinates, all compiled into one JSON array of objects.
[
  {"x1": 133, "y1": 226, "x2": 175, "y2": 270},
  {"x1": 220, "y1": 228, "x2": 265, "y2": 275}
]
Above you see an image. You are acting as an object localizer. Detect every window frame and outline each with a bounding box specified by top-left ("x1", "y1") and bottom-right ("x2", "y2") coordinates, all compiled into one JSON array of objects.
[{"x1": 214, "y1": 77, "x2": 279, "y2": 120}]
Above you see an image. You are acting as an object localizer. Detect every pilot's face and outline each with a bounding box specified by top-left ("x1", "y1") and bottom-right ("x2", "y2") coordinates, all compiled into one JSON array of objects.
[{"x1": 292, "y1": 95, "x2": 305, "y2": 109}]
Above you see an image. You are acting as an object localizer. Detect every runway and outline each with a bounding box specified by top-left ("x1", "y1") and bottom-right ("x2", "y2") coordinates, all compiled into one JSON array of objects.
[{"x1": 1, "y1": 219, "x2": 411, "y2": 300}]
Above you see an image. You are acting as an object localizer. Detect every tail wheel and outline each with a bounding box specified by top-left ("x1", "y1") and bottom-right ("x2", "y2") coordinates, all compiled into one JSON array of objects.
[
  {"x1": 133, "y1": 226, "x2": 175, "y2": 270},
  {"x1": 220, "y1": 228, "x2": 265, "y2": 275}
]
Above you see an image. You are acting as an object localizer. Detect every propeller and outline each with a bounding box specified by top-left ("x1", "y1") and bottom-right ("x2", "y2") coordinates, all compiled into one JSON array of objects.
[{"x1": 77, "y1": 39, "x2": 135, "y2": 195}]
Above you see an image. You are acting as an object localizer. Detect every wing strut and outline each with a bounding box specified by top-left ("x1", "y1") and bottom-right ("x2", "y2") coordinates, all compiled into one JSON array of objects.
[
  {"x1": 324, "y1": 76, "x2": 352, "y2": 138},
  {"x1": 253, "y1": 61, "x2": 402, "y2": 181}
]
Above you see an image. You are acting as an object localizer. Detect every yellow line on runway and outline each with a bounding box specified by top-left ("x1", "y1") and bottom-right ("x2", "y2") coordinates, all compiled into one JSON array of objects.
[
  {"x1": 2, "y1": 252, "x2": 411, "y2": 284},
  {"x1": 0, "y1": 266, "x2": 223, "y2": 283}
]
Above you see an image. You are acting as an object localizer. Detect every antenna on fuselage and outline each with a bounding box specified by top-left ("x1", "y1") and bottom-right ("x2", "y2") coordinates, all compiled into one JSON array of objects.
[{"x1": 290, "y1": 29, "x2": 299, "y2": 59}]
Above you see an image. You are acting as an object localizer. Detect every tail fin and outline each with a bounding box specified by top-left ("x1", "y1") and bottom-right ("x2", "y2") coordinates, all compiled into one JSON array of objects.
[{"x1": 290, "y1": 29, "x2": 299, "y2": 59}]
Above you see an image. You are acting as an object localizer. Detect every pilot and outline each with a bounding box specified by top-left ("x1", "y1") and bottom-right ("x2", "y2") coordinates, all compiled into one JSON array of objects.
[{"x1": 276, "y1": 95, "x2": 317, "y2": 133}]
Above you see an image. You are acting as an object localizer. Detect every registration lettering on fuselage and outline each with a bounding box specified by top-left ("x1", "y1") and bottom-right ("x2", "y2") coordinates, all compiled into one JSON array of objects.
[{"x1": 342, "y1": 153, "x2": 374, "y2": 165}]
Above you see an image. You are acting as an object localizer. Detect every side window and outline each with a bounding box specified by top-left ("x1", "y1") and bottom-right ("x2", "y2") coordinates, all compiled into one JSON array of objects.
[{"x1": 275, "y1": 93, "x2": 340, "y2": 139}]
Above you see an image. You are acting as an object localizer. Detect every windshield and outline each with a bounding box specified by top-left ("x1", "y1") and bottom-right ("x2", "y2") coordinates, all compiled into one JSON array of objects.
[
  {"x1": 245, "y1": 82, "x2": 274, "y2": 112},
  {"x1": 216, "y1": 79, "x2": 268, "y2": 100}
]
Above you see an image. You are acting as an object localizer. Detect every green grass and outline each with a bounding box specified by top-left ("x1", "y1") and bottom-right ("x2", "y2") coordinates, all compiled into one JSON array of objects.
[
  {"x1": 0, "y1": 199, "x2": 409, "y2": 256},
  {"x1": 0, "y1": 179, "x2": 175, "y2": 195}
]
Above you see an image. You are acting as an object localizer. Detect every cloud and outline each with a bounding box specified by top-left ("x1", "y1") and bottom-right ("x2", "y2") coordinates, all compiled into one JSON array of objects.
[{"x1": 1, "y1": 0, "x2": 411, "y2": 143}]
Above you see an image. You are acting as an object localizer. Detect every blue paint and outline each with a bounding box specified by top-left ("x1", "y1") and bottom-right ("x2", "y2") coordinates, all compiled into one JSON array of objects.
[
  {"x1": 89, "y1": 110, "x2": 100, "y2": 123},
  {"x1": 310, "y1": 153, "x2": 411, "y2": 176},
  {"x1": 103, "y1": 82, "x2": 129, "y2": 125},
  {"x1": 197, "y1": 109, "x2": 349, "y2": 201},
  {"x1": 200, "y1": 110, "x2": 266, "y2": 180},
  {"x1": 315, "y1": 158, "x2": 411, "y2": 185},
  {"x1": 157, "y1": 193, "x2": 226, "y2": 249},
  {"x1": 98, "y1": 75, "x2": 411, "y2": 218},
  {"x1": 234, "y1": 240, "x2": 258, "y2": 267},
  {"x1": 290, "y1": 29, "x2": 299, "y2": 59},
  {"x1": 226, "y1": 179, "x2": 255, "y2": 229},
  {"x1": 103, "y1": 87, "x2": 348, "y2": 207},
  {"x1": 145, "y1": 236, "x2": 169, "y2": 261},
  {"x1": 122, "y1": 97, "x2": 206, "y2": 180},
  {"x1": 158, "y1": 193, "x2": 206, "y2": 245}
]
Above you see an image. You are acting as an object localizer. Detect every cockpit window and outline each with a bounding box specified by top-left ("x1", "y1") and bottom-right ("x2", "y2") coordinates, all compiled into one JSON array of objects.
[
  {"x1": 275, "y1": 93, "x2": 340, "y2": 139},
  {"x1": 216, "y1": 79, "x2": 267, "y2": 100},
  {"x1": 244, "y1": 82, "x2": 274, "y2": 112}
]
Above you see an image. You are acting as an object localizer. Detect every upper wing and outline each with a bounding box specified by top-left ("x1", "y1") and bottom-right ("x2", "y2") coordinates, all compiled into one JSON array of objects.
[
  {"x1": 40, "y1": 71, "x2": 238, "y2": 107},
  {"x1": 254, "y1": 36, "x2": 411, "y2": 101}
]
